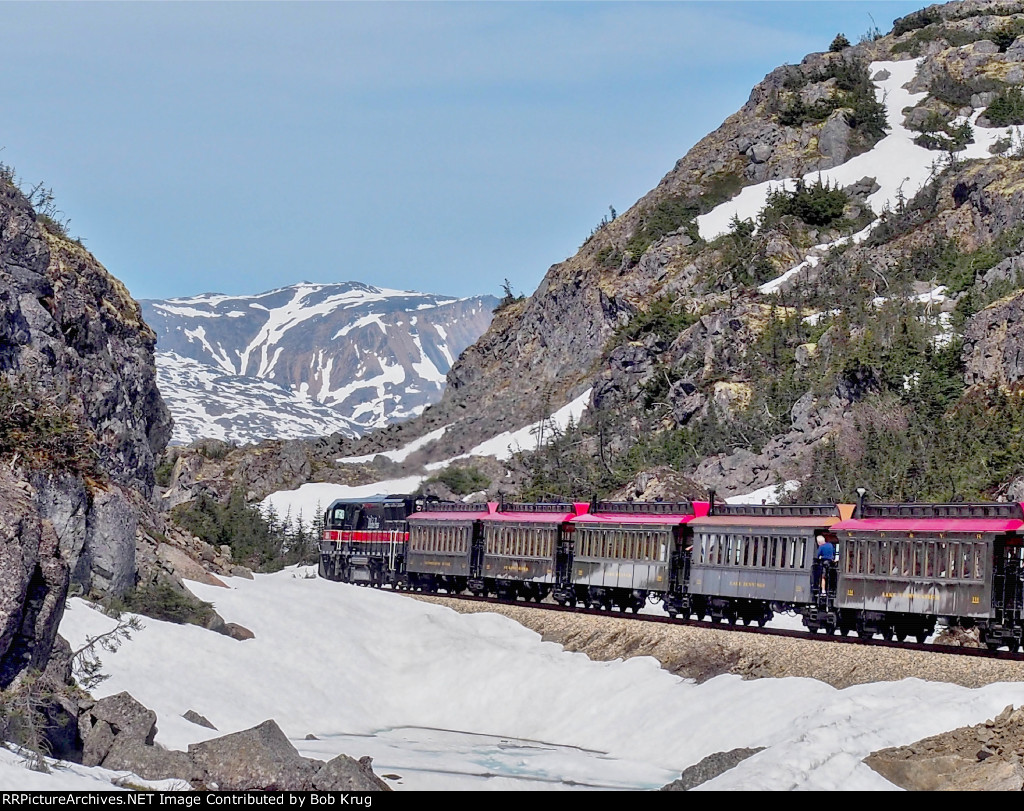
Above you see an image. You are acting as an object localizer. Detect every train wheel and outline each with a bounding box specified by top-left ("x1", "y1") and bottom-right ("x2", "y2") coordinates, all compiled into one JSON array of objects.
[{"x1": 915, "y1": 631, "x2": 928, "y2": 645}]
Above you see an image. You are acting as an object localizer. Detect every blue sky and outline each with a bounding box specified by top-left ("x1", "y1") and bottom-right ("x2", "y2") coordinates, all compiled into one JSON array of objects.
[{"x1": 0, "y1": 1, "x2": 925, "y2": 302}]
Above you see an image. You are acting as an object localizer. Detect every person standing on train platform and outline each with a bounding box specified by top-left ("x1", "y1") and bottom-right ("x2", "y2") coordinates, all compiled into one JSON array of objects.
[{"x1": 816, "y1": 534, "x2": 835, "y2": 593}]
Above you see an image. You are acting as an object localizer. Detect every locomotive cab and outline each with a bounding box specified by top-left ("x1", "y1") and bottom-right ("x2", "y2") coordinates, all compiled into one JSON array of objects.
[{"x1": 318, "y1": 494, "x2": 419, "y2": 586}]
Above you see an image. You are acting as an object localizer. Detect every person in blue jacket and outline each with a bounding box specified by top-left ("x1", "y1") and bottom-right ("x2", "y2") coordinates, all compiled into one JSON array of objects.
[{"x1": 816, "y1": 534, "x2": 835, "y2": 593}]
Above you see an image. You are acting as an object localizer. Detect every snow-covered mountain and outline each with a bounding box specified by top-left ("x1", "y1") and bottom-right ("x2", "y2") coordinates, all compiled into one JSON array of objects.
[{"x1": 141, "y1": 283, "x2": 499, "y2": 445}]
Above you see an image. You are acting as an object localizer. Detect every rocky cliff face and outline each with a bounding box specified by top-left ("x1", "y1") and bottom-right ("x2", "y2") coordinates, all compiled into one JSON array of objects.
[{"x1": 0, "y1": 172, "x2": 173, "y2": 687}]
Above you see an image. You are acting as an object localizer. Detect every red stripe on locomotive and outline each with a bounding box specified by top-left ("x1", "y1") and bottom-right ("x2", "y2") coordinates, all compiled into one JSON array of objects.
[{"x1": 321, "y1": 530, "x2": 409, "y2": 543}]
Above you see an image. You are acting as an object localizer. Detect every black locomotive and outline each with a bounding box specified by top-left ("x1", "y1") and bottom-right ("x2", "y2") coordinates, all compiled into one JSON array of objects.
[{"x1": 317, "y1": 494, "x2": 1024, "y2": 651}]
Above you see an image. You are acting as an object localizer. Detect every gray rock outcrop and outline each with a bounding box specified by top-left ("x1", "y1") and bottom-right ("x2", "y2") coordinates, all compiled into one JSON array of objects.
[
  {"x1": 660, "y1": 747, "x2": 765, "y2": 790},
  {"x1": 0, "y1": 473, "x2": 69, "y2": 688},
  {"x1": 864, "y1": 704, "x2": 1024, "y2": 790},
  {"x1": 189, "y1": 720, "x2": 318, "y2": 790},
  {"x1": 79, "y1": 692, "x2": 157, "y2": 767},
  {"x1": 182, "y1": 710, "x2": 216, "y2": 730},
  {"x1": 69, "y1": 695, "x2": 391, "y2": 791},
  {"x1": 0, "y1": 171, "x2": 173, "y2": 686},
  {"x1": 963, "y1": 289, "x2": 1024, "y2": 387},
  {"x1": 313, "y1": 754, "x2": 391, "y2": 791}
]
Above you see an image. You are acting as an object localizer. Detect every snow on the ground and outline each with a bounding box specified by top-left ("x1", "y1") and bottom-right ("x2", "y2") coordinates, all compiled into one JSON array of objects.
[
  {"x1": 426, "y1": 387, "x2": 594, "y2": 468},
  {"x1": 264, "y1": 389, "x2": 593, "y2": 528},
  {"x1": 336, "y1": 426, "x2": 449, "y2": 465},
  {"x1": 913, "y1": 285, "x2": 949, "y2": 305},
  {"x1": 0, "y1": 743, "x2": 192, "y2": 791},
  {"x1": 725, "y1": 481, "x2": 800, "y2": 504},
  {"x1": 758, "y1": 222, "x2": 875, "y2": 295},
  {"x1": 28, "y1": 568, "x2": 1024, "y2": 791},
  {"x1": 803, "y1": 308, "x2": 841, "y2": 326},
  {"x1": 698, "y1": 60, "x2": 931, "y2": 242},
  {"x1": 872, "y1": 285, "x2": 949, "y2": 308},
  {"x1": 261, "y1": 476, "x2": 427, "y2": 529}
]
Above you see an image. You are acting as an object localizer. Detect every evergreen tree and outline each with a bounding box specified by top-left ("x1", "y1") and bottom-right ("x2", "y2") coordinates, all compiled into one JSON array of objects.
[{"x1": 829, "y1": 33, "x2": 851, "y2": 52}]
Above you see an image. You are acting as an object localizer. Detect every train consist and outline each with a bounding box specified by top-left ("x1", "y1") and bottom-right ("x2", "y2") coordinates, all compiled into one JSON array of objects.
[{"x1": 317, "y1": 494, "x2": 1024, "y2": 651}]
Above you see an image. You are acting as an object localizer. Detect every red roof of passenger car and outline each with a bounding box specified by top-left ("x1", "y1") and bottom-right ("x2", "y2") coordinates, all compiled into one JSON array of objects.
[
  {"x1": 571, "y1": 502, "x2": 708, "y2": 526},
  {"x1": 409, "y1": 503, "x2": 498, "y2": 522},
  {"x1": 691, "y1": 515, "x2": 841, "y2": 529},
  {"x1": 832, "y1": 517, "x2": 1024, "y2": 533},
  {"x1": 484, "y1": 510, "x2": 579, "y2": 523}
]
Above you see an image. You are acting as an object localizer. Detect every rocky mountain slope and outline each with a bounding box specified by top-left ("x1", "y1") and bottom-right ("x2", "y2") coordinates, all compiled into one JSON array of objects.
[
  {"x1": 0, "y1": 169, "x2": 175, "y2": 690},
  {"x1": 141, "y1": 284, "x2": 498, "y2": 445},
  {"x1": 294, "y1": 0, "x2": 1024, "y2": 508}
]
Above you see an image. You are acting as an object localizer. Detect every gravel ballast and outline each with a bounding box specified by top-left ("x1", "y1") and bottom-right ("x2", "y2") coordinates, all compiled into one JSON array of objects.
[{"x1": 410, "y1": 594, "x2": 1024, "y2": 689}]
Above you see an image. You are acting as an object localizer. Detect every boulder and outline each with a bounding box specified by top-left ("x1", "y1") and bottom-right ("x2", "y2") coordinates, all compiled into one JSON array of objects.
[
  {"x1": 864, "y1": 704, "x2": 1024, "y2": 790},
  {"x1": 864, "y1": 753, "x2": 981, "y2": 791},
  {"x1": 313, "y1": 755, "x2": 392, "y2": 791},
  {"x1": 223, "y1": 623, "x2": 255, "y2": 641},
  {"x1": 188, "y1": 719, "x2": 317, "y2": 790},
  {"x1": 933, "y1": 625, "x2": 983, "y2": 647},
  {"x1": 156, "y1": 543, "x2": 228, "y2": 588},
  {"x1": 182, "y1": 710, "x2": 216, "y2": 730},
  {"x1": 79, "y1": 691, "x2": 156, "y2": 767},
  {"x1": 864, "y1": 750, "x2": 1024, "y2": 791},
  {"x1": 748, "y1": 142, "x2": 772, "y2": 164},
  {"x1": 101, "y1": 736, "x2": 193, "y2": 781},
  {"x1": 80, "y1": 719, "x2": 116, "y2": 768},
  {"x1": 610, "y1": 466, "x2": 707, "y2": 503},
  {"x1": 818, "y1": 111, "x2": 852, "y2": 165}
]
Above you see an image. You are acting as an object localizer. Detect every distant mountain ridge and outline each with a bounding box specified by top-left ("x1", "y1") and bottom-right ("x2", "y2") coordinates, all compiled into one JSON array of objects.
[{"x1": 141, "y1": 282, "x2": 499, "y2": 445}]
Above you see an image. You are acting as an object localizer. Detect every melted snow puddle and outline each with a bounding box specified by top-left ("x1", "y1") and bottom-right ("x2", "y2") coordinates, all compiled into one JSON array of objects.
[{"x1": 295, "y1": 726, "x2": 679, "y2": 790}]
